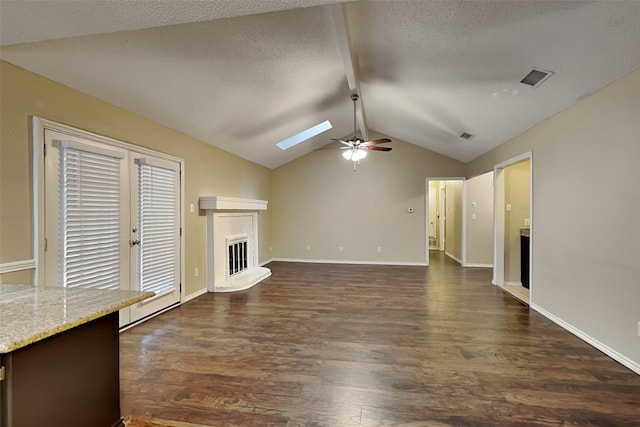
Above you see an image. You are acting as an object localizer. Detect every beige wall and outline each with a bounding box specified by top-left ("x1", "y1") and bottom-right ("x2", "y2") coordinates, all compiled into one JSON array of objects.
[
  {"x1": 0, "y1": 270, "x2": 34, "y2": 285},
  {"x1": 0, "y1": 61, "x2": 272, "y2": 296},
  {"x1": 444, "y1": 180, "x2": 463, "y2": 262},
  {"x1": 272, "y1": 134, "x2": 466, "y2": 263},
  {"x1": 467, "y1": 68, "x2": 640, "y2": 368},
  {"x1": 504, "y1": 159, "x2": 530, "y2": 282},
  {"x1": 465, "y1": 171, "x2": 493, "y2": 266}
]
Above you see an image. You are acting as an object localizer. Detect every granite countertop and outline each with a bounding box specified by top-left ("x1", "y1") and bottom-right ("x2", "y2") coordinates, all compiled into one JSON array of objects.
[{"x1": 0, "y1": 285, "x2": 153, "y2": 353}]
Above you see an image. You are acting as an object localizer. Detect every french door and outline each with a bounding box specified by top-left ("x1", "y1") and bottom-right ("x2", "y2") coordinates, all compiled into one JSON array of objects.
[
  {"x1": 128, "y1": 153, "x2": 180, "y2": 322},
  {"x1": 43, "y1": 127, "x2": 181, "y2": 326}
]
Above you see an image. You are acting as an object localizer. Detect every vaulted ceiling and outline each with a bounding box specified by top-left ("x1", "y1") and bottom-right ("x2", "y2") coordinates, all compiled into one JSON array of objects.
[{"x1": 2, "y1": 1, "x2": 640, "y2": 169}]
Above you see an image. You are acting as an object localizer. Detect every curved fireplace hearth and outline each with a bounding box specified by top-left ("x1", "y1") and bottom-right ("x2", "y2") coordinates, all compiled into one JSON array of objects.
[{"x1": 199, "y1": 196, "x2": 271, "y2": 292}]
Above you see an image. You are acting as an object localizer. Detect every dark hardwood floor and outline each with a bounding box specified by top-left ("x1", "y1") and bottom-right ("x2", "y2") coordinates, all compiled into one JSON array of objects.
[{"x1": 120, "y1": 252, "x2": 640, "y2": 426}]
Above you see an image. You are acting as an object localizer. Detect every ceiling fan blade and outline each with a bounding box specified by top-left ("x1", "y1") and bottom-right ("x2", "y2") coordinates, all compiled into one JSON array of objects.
[
  {"x1": 331, "y1": 138, "x2": 353, "y2": 147},
  {"x1": 366, "y1": 146, "x2": 392, "y2": 152},
  {"x1": 364, "y1": 138, "x2": 392, "y2": 145}
]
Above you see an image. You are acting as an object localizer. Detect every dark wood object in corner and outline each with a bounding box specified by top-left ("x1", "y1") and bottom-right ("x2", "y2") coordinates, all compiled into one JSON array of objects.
[
  {"x1": 2, "y1": 313, "x2": 121, "y2": 427},
  {"x1": 120, "y1": 254, "x2": 640, "y2": 426},
  {"x1": 520, "y1": 227, "x2": 530, "y2": 288}
]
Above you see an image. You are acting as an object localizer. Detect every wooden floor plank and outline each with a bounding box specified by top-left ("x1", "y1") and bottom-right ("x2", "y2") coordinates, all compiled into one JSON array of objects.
[{"x1": 121, "y1": 253, "x2": 640, "y2": 426}]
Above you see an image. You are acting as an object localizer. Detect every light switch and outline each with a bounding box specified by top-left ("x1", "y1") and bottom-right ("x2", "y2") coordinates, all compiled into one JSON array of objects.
[
  {"x1": 506, "y1": 204, "x2": 512, "y2": 212},
  {"x1": 472, "y1": 201, "x2": 477, "y2": 208}
]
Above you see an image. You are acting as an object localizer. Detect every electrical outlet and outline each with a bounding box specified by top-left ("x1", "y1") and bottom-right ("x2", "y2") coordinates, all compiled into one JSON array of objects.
[
  {"x1": 506, "y1": 204, "x2": 512, "y2": 212},
  {"x1": 377, "y1": 246, "x2": 382, "y2": 253},
  {"x1": 190, "y1": 203, "x2": 195, "y2": 213},
  {"x1": 524, "y1": 218, "x2": 530, "y2": 226},
  {"x1": 306, "y1": 244, "x2": 311, "y2": 251},
  {"x1": 339, "y1": 246, "x2": 344, "y2": 252},
  {"x1": 269, "y1": 246, "x2": 273, "y2": 252},
  {"x1": 194, "y1": 267, "x2": 199, "y2": 277}
]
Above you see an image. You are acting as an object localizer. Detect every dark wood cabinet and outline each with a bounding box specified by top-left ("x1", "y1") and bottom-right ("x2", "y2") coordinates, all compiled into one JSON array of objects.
[{"x1": 1, "y1": 313, "x2": 121, "y2": 427}]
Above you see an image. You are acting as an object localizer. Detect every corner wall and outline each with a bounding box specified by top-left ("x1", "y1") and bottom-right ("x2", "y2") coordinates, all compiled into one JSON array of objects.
[
  {"x1": 465, "y1": 171, "x2": 493, "y2": 266},
  {"x1": 444, "y1": 180, "x2": 463, "y2": 263},
  {"x1": 466, "y1": 68, "x2": 640, "y2": 372}
]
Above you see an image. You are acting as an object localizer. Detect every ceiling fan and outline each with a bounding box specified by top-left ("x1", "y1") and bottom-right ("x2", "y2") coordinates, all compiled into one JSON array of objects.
[{"x1": 323, "y1": 93, "x2": 392, "y2": 171}]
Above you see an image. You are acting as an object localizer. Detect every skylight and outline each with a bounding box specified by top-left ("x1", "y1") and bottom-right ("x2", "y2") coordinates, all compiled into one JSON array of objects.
[{"x1": 276, "y1": 120, "x2": 333, "y2": 150}]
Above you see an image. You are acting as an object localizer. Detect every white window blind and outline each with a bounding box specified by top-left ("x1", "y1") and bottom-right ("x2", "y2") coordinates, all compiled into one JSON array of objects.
[
  {"x1": 136, "y1": 161, "x2": 177, "y2": 295},
  {"x1": 60, "y1": 145, "x2": 122, "y2": 290}
]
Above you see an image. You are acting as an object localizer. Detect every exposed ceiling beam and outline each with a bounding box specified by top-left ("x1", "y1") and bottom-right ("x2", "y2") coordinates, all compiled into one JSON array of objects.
[{"x1": 330, "y1": 3, "x2": 368, "y2": 141}]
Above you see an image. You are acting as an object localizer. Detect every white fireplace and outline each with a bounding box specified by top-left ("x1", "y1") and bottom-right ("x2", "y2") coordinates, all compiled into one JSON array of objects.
[{"x1": 199, "y1": 196, "x2": 270, "y2": 292}]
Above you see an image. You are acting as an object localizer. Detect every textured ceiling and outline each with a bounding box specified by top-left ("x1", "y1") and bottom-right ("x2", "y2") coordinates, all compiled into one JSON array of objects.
[{"x1": 2, "y1": 1, "x2": 640, "y2": 169}]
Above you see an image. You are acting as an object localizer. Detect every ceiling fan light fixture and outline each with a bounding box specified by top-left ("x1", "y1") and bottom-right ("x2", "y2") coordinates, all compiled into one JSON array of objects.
[{"x1": 342, "y1": 148, "x2": 367, "y2": 161}]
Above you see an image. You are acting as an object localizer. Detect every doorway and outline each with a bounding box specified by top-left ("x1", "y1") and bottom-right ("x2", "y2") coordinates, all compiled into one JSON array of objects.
[
  {"x1": 36, "y1": 118, "x2": 184, "y2": 326},
  {"x1": 493, "y1": 153, "x2": 532, "y2": 304},
  {"x1": 425, "y1": 178, "x2": 465, "y2": 266}
]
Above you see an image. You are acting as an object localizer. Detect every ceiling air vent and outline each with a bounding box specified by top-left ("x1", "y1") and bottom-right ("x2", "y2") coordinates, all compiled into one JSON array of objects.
[
  {"x1": 460, "y1": 132, "x2": 474, "y2": 140},
  {"x1": 520, "y1": 68, "x2": 554, "y2": 87}
]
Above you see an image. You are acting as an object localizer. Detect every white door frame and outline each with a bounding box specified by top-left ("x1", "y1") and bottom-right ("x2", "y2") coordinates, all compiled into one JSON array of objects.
[
  {"x1": 425, "y1": 177, "x2": 466, "y2": 267},
  {"x1": 32, "y1": 117, "x2": 186, "y2": 324},
  {"x1": 492, "y1": 152, "x2": 533, "y2": 297}
]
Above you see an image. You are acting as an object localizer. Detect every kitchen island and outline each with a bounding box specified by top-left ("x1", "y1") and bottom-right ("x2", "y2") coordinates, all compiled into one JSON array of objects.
[{"x1": 0, "y1": 285, "x2": 153, "y2": 427}]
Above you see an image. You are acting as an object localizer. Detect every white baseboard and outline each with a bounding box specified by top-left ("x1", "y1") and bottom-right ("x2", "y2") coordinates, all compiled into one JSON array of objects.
[
  {"x1": 260, "y1": 258, "x2": 274, "y2": 266},
  {"x1": 444, "y1": 252, "x2": 462, "y2": 264},
  {"x1": 0, "y1": 259, "x2": 36, "y2": 274},
  {"x1": 464, "y1": 263, "x2": 493, "y2": 268},
  {"x1": 271, "y1": 258, "x2": 427, "y2": 266},
  {"x1": 183, "y1": 287, "x2": 208, "y2": 303},
  {"x1": 531, "y1": 303, "x2": 640, "y2": 376},
  {"x1": 504, "y1": 281, "x2": 522, "y2": 286}
]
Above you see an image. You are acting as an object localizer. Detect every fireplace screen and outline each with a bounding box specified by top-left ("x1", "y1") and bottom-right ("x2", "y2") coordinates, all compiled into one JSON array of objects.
[{"x1": 228, "y1": 238, "x2": 249, "y2": 277}]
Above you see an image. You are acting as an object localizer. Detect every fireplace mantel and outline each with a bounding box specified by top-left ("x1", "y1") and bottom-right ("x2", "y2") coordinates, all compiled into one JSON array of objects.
[
  {"x1": 199, "y1": 196, "x2": 270, "y2": 293},
  {"x1": 199, "y1": 196, "x2": 267, "y2": 211}
]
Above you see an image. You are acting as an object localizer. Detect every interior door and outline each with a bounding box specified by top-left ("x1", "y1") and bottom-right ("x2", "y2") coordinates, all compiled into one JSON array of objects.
[{"x1": 127, "y1": 154, "x2": 181, "y2": 323}]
